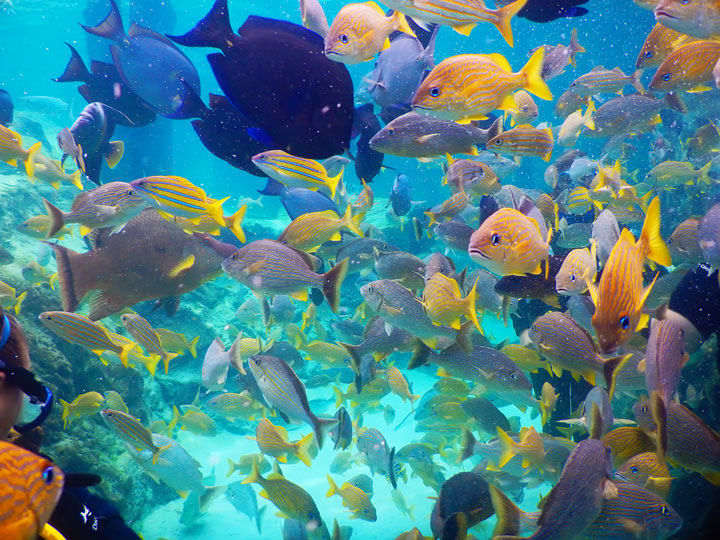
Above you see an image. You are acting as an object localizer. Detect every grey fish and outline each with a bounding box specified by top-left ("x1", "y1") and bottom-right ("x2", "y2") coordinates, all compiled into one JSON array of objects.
[
  {"x1": 584, "y1": 93, "x2": 686, "y2": 138},
  {"x1": 460, "y1": 397, "x2": 511, "y2": 436},
  {"x1": 558, "y1": 386, "x2": 614, "y2": 439},
  {"x1": 339, "y1": 315, "x2": 414, "y2": 369},
  {"x1": 568, "y1": 157, "x2": 599, "y2": 182},
  {"x1": 202, "y1": 334, "x2": 243, "y2": 392},
  {"x1": 424, "y1": 252, "x2": 464, "y2": 285},
  {"x1": 331, "y1": 319, "x2": 364, "y2": 343},
  {"x1": 434, "y1": 220, "x2": 474, "y2": 252},
  {"x1": 300, "y1": 0, "x2": 329, "y2": 38},
  {"x1": 268, "y1": 295, "x2": 295, "y2": 326},
  {"x1": 406, "y1": 445, "x2": 445, "y2": 492},
  {"x1": 373, "y1": 250, "x2": 427, "y2": 290},
  {"x1": 645, "y1": 268, "x2": 689, "y2": 310},
  {"x1": 431, "y1": 472, "x2": 493, "y2": 539},
  {"x1": 472, "y1": 151, "x2": 519, "y2": 179},
  {"x1": 347, "y1": 474, "x2": 374, "y2": 497},
  {"x1": 366, "y1": 28, "x2": 437, "y2": 107},
  {"x1": 498, "y1": 438, "x2": 616, "y2": 540},
  {"x1": 356, "y1": 427, "x2": 398, "y2": 488},
  {"x1": 530, "y1": 28, "x2": 585, "y2": 81},
  {"x1": 591, "y1": 209, "x2": 620, "y2": 266},
  {"x1": 464, "y1": 269, "x2": 508, "y2": 315},
  {"x1": 555, "y1": 90, "x2": 589, "y2": 119},
  {"x1": 335, "y1": 237, "x2": 398, "y2": 276},
  {"x1": 226, "y1": 481, "x2": 267, "y2": 534},
  {"x1": 699, "y1": 203, "x2": 720, "y2": 268},
  {"x1": 235, "y1": 297, "x2": 262, "y2": 325},
  {"x1": 248, "y1": 354, "x2": 337, "y2": 448},
  {"x1": 557, "y1": 221, "x2": 593, "y2": 249},
  {"x1": 387, "y1": 173, "x2": 413, "y2": 217},
  {"x1": 369, "y1": 112, "x2": 502, "y2": 159},
  {"x1": 360, "y1": 279, "x2": 471, "y2": 351}
]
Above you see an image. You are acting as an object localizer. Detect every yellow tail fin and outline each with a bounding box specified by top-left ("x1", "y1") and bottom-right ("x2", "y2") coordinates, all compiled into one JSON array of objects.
[
  {"x1": 325, "y1": 169, "x2": 343, "y2": 200},
  {"x1": 295, "y1": 433, "x2": 314, "y2": 467},
  {"x1": 189, "y1": 335, "x2": 199, "y2": 358},
  {"x1": 163, "y1": 352, "x2": 179, "y2": 375},
  {"x1": 326, "y1": 474, "x2": 339, "y2": 497},
  {"x1": 465, "y1": 278, "x2": 482, "y2": 333},
  {"x1": 392, "y1": 11, "x2": 416, "y2": 38},
  {"x1": 24, "y1": 142, "x2": 42, "y2": 178},
  {"x1": 521, "y1": 47, "x2": 553, "y2": 101},
  {"x1": 60, "y1": 399, "x2": 71, "y2": 429},
  {"x1": 228, "y1": 205, "x2": 247, "y2": 243},
  {"x1": 70, "y1": 169, "x2": 84, "y2": 190},
  {"x1": 639, "y1": 196, "x2": 671, "y2": 266},
  {"x1": 145, "y1": 354, "x2": 161, "y2": 378},
  {"x1": 493, "y1": 0, "x2": 527, "y2": 47},
  {"x1": 496, "y1": 427, "x2": 517, "y2": 468},
  {"x1": 342, "y1": 205, "x2": 365, "y2": 237},
  {"x1": 14, "y1": 291, "x2": 27, "y2": 315}
]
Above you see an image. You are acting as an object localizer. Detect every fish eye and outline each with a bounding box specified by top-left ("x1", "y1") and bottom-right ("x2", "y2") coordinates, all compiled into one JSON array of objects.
[
  {"x1": 606, "y1": 446, "x2": 612, "y2": 454},
  {"x1": 364, "y1": 509, "x2": 369, "y2": 514},
  {"x1": 308, "y1": 512, "x2": 316, "y2": 520},
  {"x1": 429, "y1": 87, "x2": 440, "y2": 98},
  {"x1": 494, "y1": 138, "x2": 503, "y2": 146},
  {"x1": 641, "y1": 404, "x2": 648, "y2": 413},
  {"x1": 667, "y1": 238, "x2": 673, "y2": 245},
  {"x1": 680, "y1": 0, "x2": 690, "y2": 4},
  {"x1": 631, "y1": 466, "x2": 639, "y2": 474},
  {"x1": 42, "y1": 466, "x2": 55, "y2": 484},
  {"x1": 662, "y1": 73, "x2": 672, "y2": 82},
  {"x1": 645, "y1": 51, "x2": 653, "y2": 58},
  {"x1": 231, "y1": 253, "x2": 237, "y2": 260},
  {"x1": 510, "y1": 372, "x2": 517, "y2": 379},
  {"x1": 491, "y1": 233, "x2": 501, "y2": 246},
  {"x1": 387, "y1": 128, "x2": 395, "y2": 136},
  {"x1": 339, "y1": 34, "x2": 349, "y2": 44},
  {"x1": 570, "y1": 274, "x2": 576, "y2": 282},
  {"x1": 661, "y1": 505, "x2": 670, "y2": 515},
  {"x1": 619, "y1": 316, "x2": 630, "y2": 330},
  {"x1": 127, "y1": 190, "x2": 134, "y2": 196}
]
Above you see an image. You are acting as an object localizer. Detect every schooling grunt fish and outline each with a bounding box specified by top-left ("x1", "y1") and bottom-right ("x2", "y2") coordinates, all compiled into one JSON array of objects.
[
  {"x1": 253, "y1": 150, "x2": 344, "y2": 199},
  {"x1": 48, "y1": 209, "x2": 236, "y2": 320},
  {"x1": 0, "y1": 124, "x2": 41, "y2": 177}
]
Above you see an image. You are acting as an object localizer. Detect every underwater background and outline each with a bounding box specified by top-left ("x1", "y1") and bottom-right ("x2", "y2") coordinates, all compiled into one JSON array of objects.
[{"x1": 1, "y1": 0, "x2": 720, "y2": 539}]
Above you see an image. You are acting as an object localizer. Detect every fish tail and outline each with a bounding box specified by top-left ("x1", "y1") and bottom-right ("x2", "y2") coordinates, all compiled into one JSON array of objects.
[
  {"x1": 489, "y1": 484, "x2": 522, "y2": 538},
  {"x1": 460, "y1": 427, "x2": 478, "y2": 462},
  {"x1": 465, "y1": 279, "x2": 482, "y2": 333},
  {"x1": 197, "y1": 485, "x2": 227, "y2": 515},
  {"x1": 23, "y1": 142, "x2": 41, "y2": 178},
  {"x1": 53, "y1": 43, "x2": 92, "y2": 83},
  {"x1": 650, "y1": 390, "x2": 668, "y2": 464},
  {"x1": 144, "y1": 354, "x2": 161, "y2": 378},
  {"x1": 13, "y1": 291, "x2": 27, "y2": 316},
  {"x1": 118, "y1": 342, "x2": 137, "y2": 369},
  {"x1": 492, "y1": 0, "x2": 527, "y2": 47},
  {"x1": 602, "y1": 354, "x2": 632, "y2": 401},
  {"x1": 168, "y1": 405, "x2": 181, "y2": 432},
  {"x1": 226, "y1": 458, "x2": 237, "y2": 478},
  {"x1": 332, "y1": 386, "x2": 345, "y2": 409},
  {"x1": 639, "y1": 196, "x2": 671, "y2": 266},
  {"x1": 630, "y1": 69, "x2": 645, "y2": 94},
  {"x1": 295, "y1": 432, "x2": 314, "y2": 467},
  {"x1": 456, "y1": 320, "x2": 474, "y2": 354},
  {"x1": 227, "y1": 205, "x2": 247, "y2": 243},
  {"x1": 408, "y1": 339, "x2": 432, "y2": 369},
  {"x1": 322, "y1": 257, "x2": 349, "y2": 314},
  {"x1": 166, "y1": 0, "x2": 233, "y2": 50},
  {"x1": 162, "y1": 352, "x2": 179, "y2": 375},
  {"x1": 70, "y1": 169, "x2": 84, "y2": 190},
  {"x1": 424, "y1": 211, "x2": 437, "y2": 228},
  {"x1": 311, "y1": 415, "x2": 339, "y2": 450},
  {"x1": 208, "y1": 197, "x2": 228, "y2": 226},
  {"x1": 42, "y1": 198, "x2": 66, "y2": 238},
  {"x1": 584, "y1": 99, "x2": 596, "y2": 131},
  {"x1": 341, "y1": 205, "x2": 364, "y2": 238},
  {"x1": 387, "y1": 446, "x2": 398, "y2": 489},
  {"x1": 189, "y1": 335, "x2": 200, "y2": 358},
  {"x1": 325, "y1": 169, "x2": 343, "y2": 200},
  {"x1": 698, "y1": 161, "x2": 713, "y2": 185},
  {"x1": 339, "y1": 342, "x2": 362, "y2": 374},
  {"x1": 45, "y1": 242, "x2": 88, "y2": 313},
  {"x1": 569, "y1": 28, "x2": 585, "y2": 66},
  {"x1": 326, "y1": 474, "x2": 339, "y2": 498},
  {"x1": 520, "y1": 47, "x2": 553, "y2": 101},
  {"x1": 79, "y1": 0, "x2": 126, "y2": 43},
  {"x1": 241, "y1": 457, "x2": 262, "y2": 485},
  {"x1": 496, "y1": 427, "x2": 517, "y2": 468},
  {"x1": 60, "y1": 399, "x2": 71, "y2": 430},
  {"x1": 391, "y1": 11, "x2": 416, "y2": 38}
]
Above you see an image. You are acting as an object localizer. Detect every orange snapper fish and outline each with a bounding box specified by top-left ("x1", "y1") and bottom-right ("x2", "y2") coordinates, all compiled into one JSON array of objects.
[
  {"x1": 636, "y1": 23, "x2": 698, "y2": 69},
  {"x1": 468, "y1": 208, "x2": 552, "y2": 278},
  {"x1": 486, "y1": 124, "x2": 554, "y2": 161},
  {"x1": 324, "y1": 1, "x2": 416, "y2": 64},
  {"x1": 412, "y1": 48, "x2": 552, "y2": 124},
  {"x1": 586, "y1": 197, "x2": 671, "y2": 354},
  {"x1": 380, "y1": 0, "x2": 528, "y2": 46},
  {"x1": 649, "y1": 40, "x2": 720, "y2": 92},
  {"x1": 654, "y1": 0, "x2": 720, "y2": 39}
]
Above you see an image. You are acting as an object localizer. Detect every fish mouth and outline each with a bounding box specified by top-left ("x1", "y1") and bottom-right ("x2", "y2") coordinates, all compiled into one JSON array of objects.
[
  {"x1": 325, "y1": 49, "x2": 344, "y2": 58},
  {"x1": 654, "y1": 10, "x2": 675, "y2": 20},
  {"x1": 468, "y1": 247, "x2": 490, "y2": 260}
]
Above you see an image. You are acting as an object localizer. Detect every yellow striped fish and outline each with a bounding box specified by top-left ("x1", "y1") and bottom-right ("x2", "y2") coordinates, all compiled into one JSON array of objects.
[
  {"x1": 100, "y1": 409, "x2": 170, "y2": 464},
  {"x1": 130, "y1": 176, "x2": 228, "y2": 225},
  {"x1": 424, "y1": 190, "x2": 469, "y2": 227},
  {"x1": 412, "y1": 48, "x2": 552, "y2": 123},
  {"x1": 326, "y1": 474, "x2": 377, "y2": 521},
  {"x1": 277, "y1": 206, "x2": 364, "y2": 252},
  {"x1": 253, "y1": 417, "x2": 314, "y2": 467},
  {"x1": 504, "y1": 89, "x2": 539, "y2": 126},
  {"x1": 252, "y1": 150, "x2": 344, "y2": 198},
  {"x1": 486, "y1": 123, "x2": 555, "y2": 161},
  {"x1": 566, "y1": 186, "x2": 602, "y2": 215},
  {"x1": 535, "y1": 193, "x2": 558, "y2": 230},
  {"x1": 422, "y1": 273, "x2": 481, "y2": 331},
  {"x1": 0, "y1": 124, "x2": 41, "y2": 177},
  {"x1": 586, "y1": 197, "x2": 671, "y2": 354},
  {"x1": 636, "y1": 23, "x2": 698, "y2": 69},
  {"x1": 570, "y1": 66, "x2": 644, "y2": 96},
  {"x1": 120, "y1": 313, "x2": 178, "y2": 374},
  {"x1": 555, "y1": 241, "x2": 598, "y2": 295},
  {"x1": 38, "y1": 311, "x2": 137, "y2": 367},
  {"x1": 353, "y1": 179, "x2": 374, "y2": 212},
  {"x1": 172, "y1": 205, "x2": 248, "y2": 243},
  {"x1": 102, "y1": 332, "x2": 162, "y2": 377},
  {"x1": 649, "y1": 40, "x2": 720, "y2": 92},
  {"x1": 0, "y1": 440, "x2": 64, "y2": 540},
  {"x1": 468, "y1": 208, "x2": 552, "y2": 278},
  {"x1": 382, "y1": 0, "x2": 527, "y2": 46},
  {"x1": 324, "y1": 1, "x2": 416, "y2": 64}
]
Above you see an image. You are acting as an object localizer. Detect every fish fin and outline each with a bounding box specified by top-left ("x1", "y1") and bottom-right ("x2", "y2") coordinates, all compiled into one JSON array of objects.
[
  {"x1": 311, "y1": 415, "x2": 339, "y2": 450},
  {"x1": 227, "y1": 205, "x2": 247, "y2": 243},
  {"x1": 585, "y1": 274, "x2": 599, "y2": 306},
  {"x1": 79, "y1": 225, "x2": 93, "y2": 237},
  {"x1": 497, "y1": 93, "x2": 517, "y2": 112},
  {"x1": 325, "y1": 168, "x2": 344, "y2": 200},
  {"x1": 496, "y1": 427, "x2": 517, "y2": 468},
  {"x1": 79, "y1": 0, "x2": 126, "y2": 43},
  {"x1": 42, "y1": 198, "x2": 66, "y2": 239},
  {"x1": 650, "y1": 390, "x2": 668, "y2": 464},
  {"x1": 639, "y1": 196, "x2": 671, "y2": 266},
  {"x1": 53, "y1": 43, "x2": 92, "y2": 83},
  {"x1": 208, "y1": 197, "x2": 229, "y2": 226},
  {"x1": 168, "y1": 254, "x2": 195, "y2": 278},
  {"x1": 23, "y1": 142, "x2": 41, "y2": 178},
  {"x1": 241, "y1": 457, "x2": 261, "y2": 485},
  {"x1": 162, "y1": 352, "x2": 179, "y2": 375},
  {"x1": 341, "y1": 204, "x2": 364, "y2": 238},
  {"x1": 166, "y1": 0, "x2": 234, "y2": 51},
  {"x1": 188, "y1": 335, "x2": 199, "y2": 358},
  {"x1": 451, "y1": 22, "x2": 476, "y2": 36},
  {"x1": 522, "y1": 47, "x2": 553, "y2": 101},
  {"x1": 326, "y1": 474, "x2": 339, "y2": 498},
  {"x1": 492, "y1": 0, "x2": 527, "y2": 47},
  {"x1": 687, "y1": 85, "x2": 713, "y2": 93},
  {"x1": 296, "y1": 433, "x2": 314, "y2": 467},
  {"x1": 489, "y1": 484, "x2": 522, "y2": 537},
  {"x1": 104, "y1": 141, "x2": 124, "y2": 169},
  {"x1": 603, "y1": 354, "x2": 631, "y2": 401},
  {"x1": 322, "y1": 258, "x2": 349, "y2": 314},
  {"x1": 460, "y1": 427, "x2": 478, "y2": 462},
  {"x1": 603, "y1": 479, "x2": 618, "y2": 499},
  {"x1": 465, "y1": 279, "x2": 482, "y2": 333},
  {"x1": 3, "y1": 158, "x2": 17, "y2": 167},
  {"x1": 70, "y1": 169, "x2": 84, "y2": 190},
  {"x1": 151, "y1": 443, "x2": 172, "y2": 465}
]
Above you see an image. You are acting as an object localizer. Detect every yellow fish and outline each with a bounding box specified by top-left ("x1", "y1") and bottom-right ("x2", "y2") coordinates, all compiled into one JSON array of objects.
[
  {"x1": 586, "y1": 196, "x2": 671, "y2": 354},
  {"x1": 30, "y1": 153, "x2": 83, "y2": 190},
  {"x1": 650, "y1": 40, "x2": 720, "y2": 92},
  {"x1": 173, "y1": 205, "x2": 248, "y2": 243},
  {"x1": 0, "y1": 124, "x2": 41, "y2": 177},
  {"x1": 504, "y1": 89, "x2": 538, "y2": 126},
  {"x1": 386, "y1": 365, "x2": 420, "y2": 407},
  {"x1": 486, "y1": 123, "x2": 554, "y2": 161},
  {"x1": 468, "y1": 208, "x2": 552, "y2": 278},
  {"x1": 424, "y1": 190, "x2": 470, "y2": 227},
  {"x1": 324, "y1": 1, "x2": 415, "y2": 64},
  {"x1": 555, "y1": 241, "x2": 598, "y2": 295},
  {"x1": 252, "y1": 150, "x2": 344, "y2": 198},
  {"x1": 412, "y1": 48, "x2": 552, "y2": 123},
  {"x1": 59, "y1": 391, "x2": 106, "y2": 429},
  {"x1": 0, "y1": 281, "x2": 27, "y2": 315},
  {"x1": 422, "y1": 273, "x2": 481, "y2": 331},
  {"x1": 496, "y1": 426, "x2": 546, "y2": 469},
  {"x1": 326, "y1": 474, "x2": 377, "y2": 521},
  {"x1": 252, "y1": 417, "x2": 314, "y2": 467},
  {"x1": 278, "y1": 206, "x2": 364, "y2": 252},
  {"x1": 636, "y1": 23, "x2": 698, "y2": 69},
  {"x1": 16, "y1": 214, "x2": 72, "y2": 240},
  {"x1": 169, "y1": 405, "x2": 216, "y2": 437}
]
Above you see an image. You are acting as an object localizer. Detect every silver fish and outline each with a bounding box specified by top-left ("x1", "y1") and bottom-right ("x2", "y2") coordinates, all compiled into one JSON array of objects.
[
  {"x1": 591, "y1": 209, "x2": 620, "y2": 266},
  {"x1": 202, "y1": 334, "x2": 243, "y2": 392},
  {"x1": 226, "y1": 481, "x2": 266, "y2": 534}
]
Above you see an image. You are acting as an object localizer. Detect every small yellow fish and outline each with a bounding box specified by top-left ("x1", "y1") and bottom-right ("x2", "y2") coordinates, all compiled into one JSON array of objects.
[
  {"x1": 60, "y1": 391, "x2": 105, "y2": 429},
  {"x1": 539, "y1": 382, "x2": 559, "y2": 426},
  {"x1": 535, "y1": 193, "x2": 559, "y2": 230},
  {"x1": 557, "y1": 100, "x2": 596, "y2": 147},
  {"x1": 0, "y1": 281, "x2": 27, "y2": 315},
  {"x1": 650, "y1": 40, "x2": 720, "y2": 92},
  {"x1": 424, "y1": 191, "x2": 470, "y2": 227},
  {"x1": 169, "y1": 405, "x2": 216, "y2": 437},
  {"x1": 226, "y1": 454, "x2": 272, "y2": 478},
  {"x1": 468, "y1": 208, "x2": 552, "y2": 278},
  {"x1": 326, "y1": 474, "x2": 377, "y2": 521},
  {"x1": 155, "y1": 328, "x2": 200, "y2": 358},
  {"x1": 103, "y1": 391, "x2": 129, "y2": 414},
  {"x1": 386, "y1": 365, "x2": 420, "y2": 407},
  {"x1": 252, "y1": 417, "x2": 314, "y2": 467},
  {"x1": 412, "y1": 48, "x2": 552, "y2": 123},
  {"x1": 586, "y1": 197, "x2": 671, "y2": 353},
  {"x1": 353, "y1": 179, "x2": 374, "y2": 212},
  {"x1": 496, "y1": 426, "x2": 546, "y2": 469},
  {"x1": 173, "y1": 205, "x2": 248, "y2": 243},
  {"x1": 324, "y1": 1, "x2": 415, "y2": 64},
  {"x1": 206, "y1": 392, "x2": 263, "y2": 422},
  {"x1": 16, "y1": 214, "x2": 73, "y2": 239},
  {"x1": 555, "y1": 241, "x2": 598, "y2": 295},
  {"x1": 21, "y1": 262, "x2": 58, "y2": 290},
  {"x1": 30, "y1": 153, "x2": 83, "y2": 190},
  {"x1": 252, "y1": 150, "x2": 344, "y2": 198},
  {"x1": 504, "y1": 89, "x2": 538, "y2": 126},
  {"x1": 0, "y1": 124, "x2": 41, "y2": 177},
  {"x1": 500, "y1": 344, "x2": 550, "y2": 375},
  {"x1": 422, "y1": 273, "x2": 481, "y2": 331},
  {"x1": 645, "y1": 160, "x2": 713, "y2": 188},
  {"x1": 278, "y1": 206, "x2": 364, "y2": 252}
]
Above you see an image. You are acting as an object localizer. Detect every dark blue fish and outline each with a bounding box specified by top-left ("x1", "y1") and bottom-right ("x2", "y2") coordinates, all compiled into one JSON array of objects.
[
  {"x1": 0, "y1": 89, "x2": 13, "y2": 126},
  {"x1": 257, "y1": 178, "x2": 339, "y2": 221},
  {"x1": 57, "y1": 102, "x2": 131, "y2": 185},
  {"x1": 53, "y1": 43, "x2": 156, "y2": 127},
  {"x1": 168, "y1": 0, "x2": 353, "y2": 158},
  {"x1": 497, "y1": 0, "x2": 589, "y2": 22},
  {"x1": 352, "y1": 104, "x2": 384, "y2": 183},
  {"x1": 81, "y1": 0, "x2": 201, "y2": 118},
  {"x1": 388, "y1": 173, "x2": 412, "y2": 216}
]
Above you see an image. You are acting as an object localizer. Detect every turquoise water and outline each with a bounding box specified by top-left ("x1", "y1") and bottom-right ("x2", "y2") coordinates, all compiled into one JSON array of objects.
[{"x1": 1, "y1": 1, "x2": 720, "y2": 539}]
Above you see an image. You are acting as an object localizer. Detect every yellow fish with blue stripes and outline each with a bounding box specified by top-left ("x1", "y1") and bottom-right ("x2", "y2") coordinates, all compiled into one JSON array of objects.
[{"x1": 252, "y1": 150, "x2": 344, "y2": 198}]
